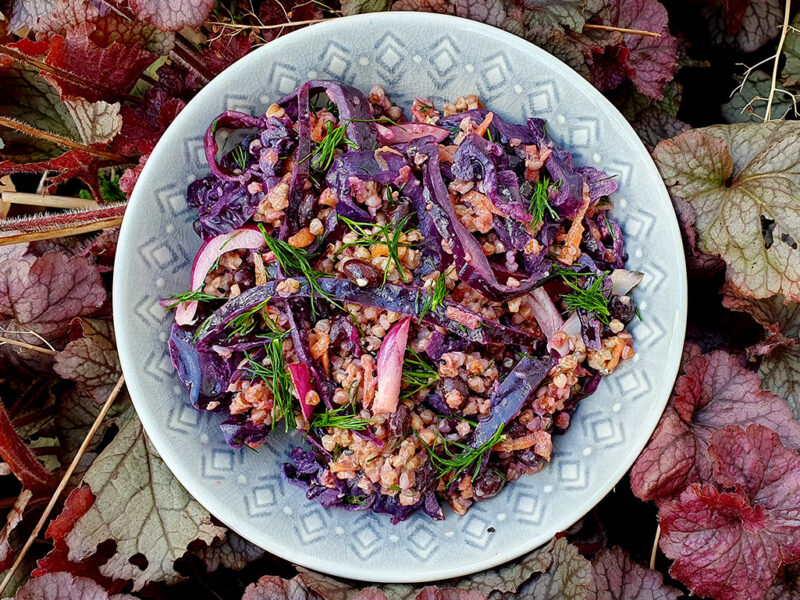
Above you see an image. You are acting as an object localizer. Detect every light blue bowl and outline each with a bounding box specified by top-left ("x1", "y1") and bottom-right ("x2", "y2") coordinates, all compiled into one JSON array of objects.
[{"x1": 114, "y1": 12, "x2": 687, "y2": 582}]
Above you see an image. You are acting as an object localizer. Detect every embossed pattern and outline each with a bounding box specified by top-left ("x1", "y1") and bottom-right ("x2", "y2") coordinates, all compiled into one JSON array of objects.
[{"x1": 113, "y1": 13, "x2": 686, "y2": 583}]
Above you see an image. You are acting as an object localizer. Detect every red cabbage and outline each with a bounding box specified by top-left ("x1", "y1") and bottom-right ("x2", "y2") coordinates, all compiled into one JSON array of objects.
[
  {"x1": 167, "y1": 324, "x2": 233, "y2": 410},
  {"x1": 471, "y1": 354, "x2": 555, "y2": 447},
  {"x1": 220, "y1": 414, "x2": 267, "y2": 449},
  {"x1": 186, "y1": 176, "x2": 264, "y2": 240},
  {"x1": 203, "y1": 111, "x2": 260, "y2": 182},
  {"x1": 195, "y1": 277, "x2": 538, "y2": 347}
]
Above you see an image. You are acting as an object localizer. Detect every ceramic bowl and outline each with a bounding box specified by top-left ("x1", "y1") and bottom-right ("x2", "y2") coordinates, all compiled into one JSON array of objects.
[{"x1": 113, "y1": 12, "x2": 687, "y2": 583}]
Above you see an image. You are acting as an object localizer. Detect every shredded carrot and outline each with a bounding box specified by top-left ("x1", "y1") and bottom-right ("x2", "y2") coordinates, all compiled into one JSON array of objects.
[
  {"x1": 493, "y1": 433, "x2": 537, "y2": 452},
  {"x1": 462, "y1": 190, "x2": 507, "y2": 217},
  {"x1": 476, "y1": 111, "x2": 494, "y2": 137},
  {"x1": 322, "y1": 349, "x2": 330, "y2": 376},
  {"x1": 556, "y1": 184, "x2": 591, "y2": 265}
]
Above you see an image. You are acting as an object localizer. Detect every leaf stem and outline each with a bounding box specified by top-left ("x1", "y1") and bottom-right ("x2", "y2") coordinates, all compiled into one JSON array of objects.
[
  {"x1": 0, "y1": 191, "x2": 97, "y2": 210},
  {"x1": 583, "y1": 24, "x2": 661, "y2": 38},
  {"x1": 0, "y1": 402, "x2": 57, "y2": 495},
  {"x1": 0, "y1": 336, "x2": 57, "y2": 355},
  {"x1": 0, "y1": 116, "x2": 131, "y2": 162},
  {"x1": 765, "y1": 0, "x2": 792, "y2": 121},
  {"x1": 0, "y1": 375, "x2": 126, "y2": 596},
  {"x1": 650, "y1": 523, "x2": 661, "y2": 569}
]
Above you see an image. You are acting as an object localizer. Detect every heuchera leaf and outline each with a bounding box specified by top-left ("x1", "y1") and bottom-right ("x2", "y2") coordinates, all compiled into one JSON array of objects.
[
  {"x1": 653, "y1": 122, "x2": 800, "y2": 301},
  {"x1": 514, "y1": 537, "x2": 593, "y2": 600},
  {"x1": 342, "y1": 0, "x2": 393, "y2": 15},
  {"x1": 781, "y1": 13, "x2": 800, "y2": 86},
  {"x1": 54, "y1": 318, "x2": 121, "y2": 403},
  {"x1": 129, "y1": 0, "x2": 215, "y2": 31},
  {"x1": 722, "y1": 71, "x2": 796, "y2": 124},
  {"x1": 43, "y1": 28, "x2": 155, "y2": 102},
  {"x1": 8, "y1": 571, "x2": 136, "y2": 600},
  {"x1": 660, "y1": 424, "x2": 800, "y2": 600},
  {"x1": 589, "y1": 0, "x2": 678, "y2": 99},
  {"x1": 698, "y1": 0, "x2": 784, "y2": 52},
  {"x1": 722, "y1": 289, "x2": 800, "y2": 419},
  {"x1": 630, "y1": 350, "x2": 800, "y2": 503},
  {"x1": 630, "y1": 107, "x2": 690, "y2": 152},
  {"x1": 242, "y1": 575, "x2": 330, "y2": 600},
  {"x1": 4, "y1": 0, "x2": 57, "y2": 33},
  {"x1": 190, "y1": 530, "x2": 265, "y2": 573},
  {"x1": 65, "y1": 410, "x2": 226, "y2": 590},
  {"x1": 0, "y1": 489, "x2": 33, "y2": 572},
  {"x1": 589, "y1": 546, "x2": 680, "y2": 600},
  {"x1": 33, "y1": 485, "x2": 123, "y2": 591},
  {"x1": 0, "y1": 244, "x2": 106, "y2": 370},
  {"x1": 765, "y1": 564, "x2": 800, "y2": 600}
]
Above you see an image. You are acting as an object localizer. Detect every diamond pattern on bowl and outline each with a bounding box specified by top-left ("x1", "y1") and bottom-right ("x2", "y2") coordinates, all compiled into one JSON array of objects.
[
  {"x1": 406, "y1": 523, "x2": 438, "y2": 560},
  {"x1": 320, "y1": 41, "x2": 352, "y2": 80},
  {"x1": 513, "y1": 491, "x2": 543, "y2": 524},
  {"x1": 350, "y1": 522, "x2": 381, "y2": 559},
  {"x1": 114, "y1": 14, "x2": 685, "y2": 581},
  {"x1": 524, "y1": 81, "x2": 558, "y2": 114}
]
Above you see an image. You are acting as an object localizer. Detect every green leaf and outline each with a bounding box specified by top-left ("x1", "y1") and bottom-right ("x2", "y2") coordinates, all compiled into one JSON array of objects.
[
  {"x1": 341, "y1": 0, "x2": 392, "y2": 15},
  {"x1": 723, "y1": 71, "x2": 796, "y2": 124},
  {"x1": 723, "y1": 288, "x2": 800, "y2": 419},
  {"x1": 653, "y1": 122, "x2": 800, "y2": 302},
  {"x1": 0, "y1": 63, "x2": 81, "y2": 141},
  {"x1": 782, "y1": 14, "x2": 800, "y2": 86},
  {"x1": 64, "y1": 409, "x2": 226, "y2": 590}
]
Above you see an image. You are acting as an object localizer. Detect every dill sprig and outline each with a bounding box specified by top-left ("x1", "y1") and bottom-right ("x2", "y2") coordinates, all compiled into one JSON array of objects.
[
  {"x1": 562, "y1": 273, "x2": 612, "y2": 324},
  {"x1": 418, "y1": 272, "x2": 447, "y2": 322},
  {"x1": 226, "y1": 299, "x2": 269, "y2": 339},
  {"x1": 309, "y1": 404, "x2": 375, "y2": 432},
  {"x1": 417, "y1": 424, "x2": 506, "y2": 482},
  {"x1": 527, "y1": 176, "x2": 559, "y2": 227},
  {"x1": 165, "y1": 289, "x2": 221, "y2": 310},
  {"x1": 401, "y1": 349, "x2": 439, "y2": 399},
  {"x1": 307, "y1": 122, "x2": 358, "y2": 170},
  {"x1": 231, "y1": 145, "x2": 248, "y2": 171},
  {"x1": 244, "y1": 339, "x2": 296, "y2": 432},
  {"x1": 336, "y1": 214, "x2": 416, "y2": 285},
  {"x1": 258, "y1": 224, "x2": 339, "y2": 315}
]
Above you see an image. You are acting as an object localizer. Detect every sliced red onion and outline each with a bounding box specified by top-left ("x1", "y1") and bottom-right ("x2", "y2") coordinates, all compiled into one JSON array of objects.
[
  {"x1": 175, "y1": 226, "x2": 265, "y2": 326},
  {"x1": 609, "y1": 269, "x2": 643, "y2": 296},
  {"x1": 288, "y1": 363, "x2": 316, "y2": 420},
  {"x1": 377, "y1": 123, "x2": 449, "y2": 145},
  {"x1": 530, "y1": 287, "x2": 564, "y2": 341},
  {"x1": 373, "y1": 317, "x2": 411, "y2": 415}
]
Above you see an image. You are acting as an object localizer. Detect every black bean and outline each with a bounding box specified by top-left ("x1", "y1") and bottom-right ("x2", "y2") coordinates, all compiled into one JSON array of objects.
[
  {"x1": 234, "y1": 268, "x2": 254, "y2": 289},
  {"x1": 388, "y1": 404, "x2": 411, "y2": 437},
  {"x1": 473, "y1": 470, "x2": 505, "y2": 501},
  {"x1": 610, "y1": 295, "x2": 636, "y2": 324},
  {"x1": 341, "y1": 259, "x2": 381, "y2": 287}
]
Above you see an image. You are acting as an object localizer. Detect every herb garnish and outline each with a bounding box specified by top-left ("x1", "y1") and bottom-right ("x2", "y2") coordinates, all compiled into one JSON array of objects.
[
  {"x1": 231, "y1": 145, "x2": 248, "y2": 171},
  {"x1": 257, "y1": 224, "x2": 339, "y2": 315},
  {"x1": 244, "y1": 339, "x2": 296, "y2": 431},
  {"x1": 527, "y1": 176, "x2": 559, "y2": 227},
  {"x1": 418, "y1": 272, "x2": 447, "y2": 322},
  {"x1": 401, "y1": 349, "x2": 440, "y2": 399},
  {"x1": 165, "y1": 289, "x2": 220, "y2": 310},
  {"x1": 562, "y1": 273, "x2": 612, "y2": 324},
  {"x1": 307, "y1": 122, "x2": 358, "y2": 170},
  {"x1": 336, "y1": 215, "x2": 416, "y2": 285},
  {"x1": 417, "y1": 424, "x2": 506, "y2": 482},
  {"x1": 226, "y1": 299, "x2": 270, "y2": 339},
  {"x1": 308, "y1": 404, "x2": 375, "y2": 432},
  {"x1": 344, "y1": 495, "x2": 367, "y2": 506}
]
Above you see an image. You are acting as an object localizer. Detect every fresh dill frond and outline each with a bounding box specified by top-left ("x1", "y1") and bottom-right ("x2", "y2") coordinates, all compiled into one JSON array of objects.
[
  {"x1": 244, "y1": 339, "x2": 296, "y2": 431},
  {"x1": 486, "y1": 127, "x2": 493, "y2": 142},
  {"x1": 417, "y1": 424, "x2": 506, "y2": 482},
  {"x1": 527, "y1": 176, "x2": 559, "y2": 227},
  {"x1": 225, "y1": 299, "x2": 274, "y2": 339},
  {"x1": 258, "y1": 224, "x2": 340, "y2": 315},
  {"x1": 306, "y1": 122, "x2": 358, "y2": 170},
  {"x1": 344, "y1": 116, "x2": 404, "y2": 128},
  {"x1": 562, "y1": 273, "x2": 612, "y2": 324},
  {"x1": 344, "y1": 495, "x2": 367, "y2": 506},
  {"x1": 604, "y1": 214, "x2": 616, "y2": 241},
  {"x1": 165, "y1": 289, "x2": 220, "y2": 310},
  {"x1": 401, "y1": 349, "x2": 440, "y2": 399},
  {"x1": 418, "y1": 272, "x2": 447, "y2": 322},
  {"x1": 336, "y1": 214, "x2": 416, "y2": 285},
  {"x1": 231, "y1": 145, "x2": 248, "y2": 172},
  {"x1": 308, "y1": 404, "x2": 375, "y2": 432}
]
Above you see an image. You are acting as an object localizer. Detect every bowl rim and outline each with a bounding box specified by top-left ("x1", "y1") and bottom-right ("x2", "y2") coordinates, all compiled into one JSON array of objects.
[{"x1": 114, "y1": 10, "x2": 687, "y2": 583}]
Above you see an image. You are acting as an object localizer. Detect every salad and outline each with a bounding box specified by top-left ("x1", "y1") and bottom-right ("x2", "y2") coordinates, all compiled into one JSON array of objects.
[{"x1": 166, "y1": 81, "x2": 642, "y2": 523}]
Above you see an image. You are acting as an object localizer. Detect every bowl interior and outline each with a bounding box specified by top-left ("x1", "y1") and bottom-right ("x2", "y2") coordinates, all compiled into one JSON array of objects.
[{"x1": 113, "y1": 12, "x2": 686, "y2": 583}]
